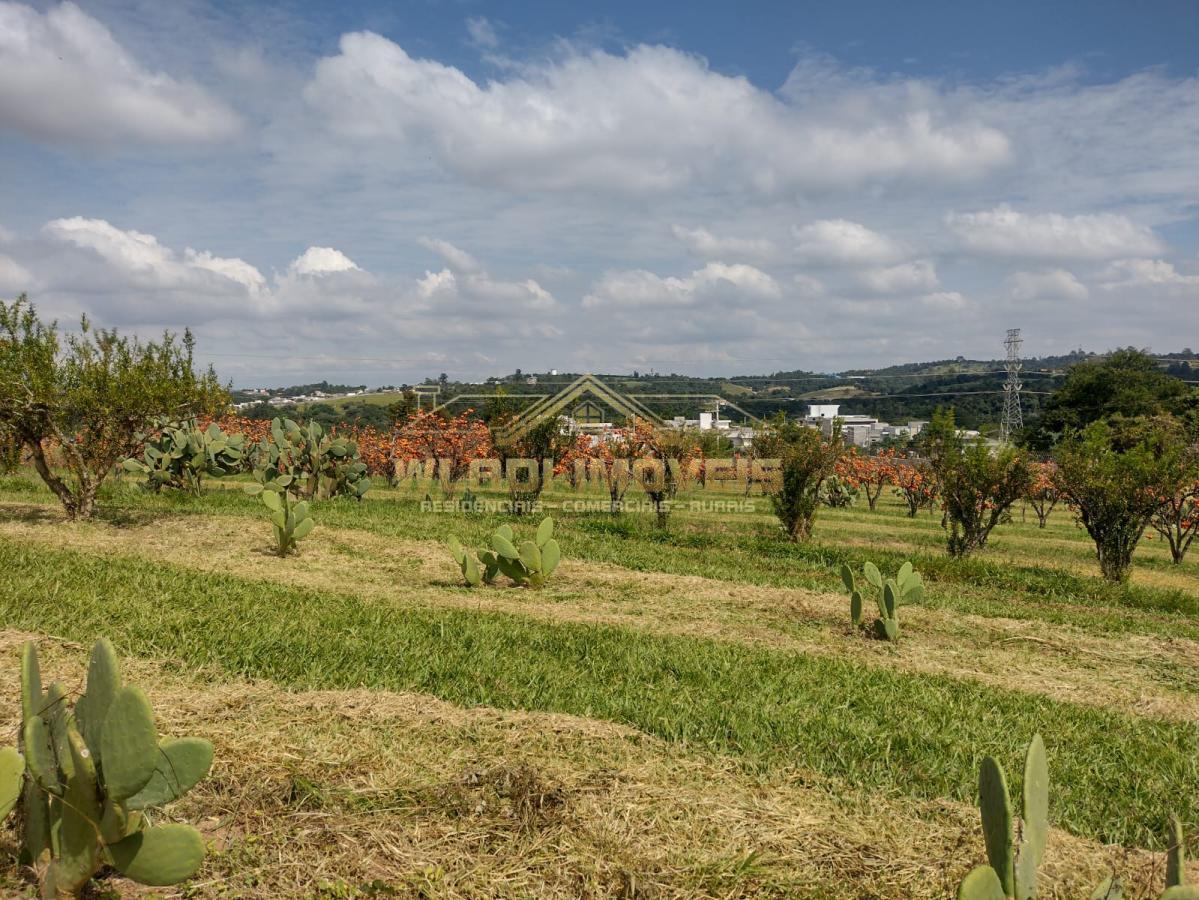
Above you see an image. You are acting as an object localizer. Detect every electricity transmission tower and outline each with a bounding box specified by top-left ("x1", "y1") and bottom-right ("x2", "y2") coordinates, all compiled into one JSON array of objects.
[{"x1": 1000, "y1": 328, "x2": 1023, "y2": 443}]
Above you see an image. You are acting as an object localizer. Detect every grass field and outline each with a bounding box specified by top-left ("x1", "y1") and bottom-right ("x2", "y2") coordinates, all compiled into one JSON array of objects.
[{"x1": 0, "y1": 470, "x2": 1196, "y2": 897}]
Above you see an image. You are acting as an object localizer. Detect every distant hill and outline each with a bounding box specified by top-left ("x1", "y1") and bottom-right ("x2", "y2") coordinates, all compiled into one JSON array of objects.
[{"x1": 234, "y1": 349, "x2": 1198, "y2": 432}]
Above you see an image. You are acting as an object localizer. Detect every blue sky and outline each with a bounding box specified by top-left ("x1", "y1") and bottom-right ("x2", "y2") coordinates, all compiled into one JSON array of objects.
[{"x1": 1, "y1": 0, "x2": 1197, "y2": 385}]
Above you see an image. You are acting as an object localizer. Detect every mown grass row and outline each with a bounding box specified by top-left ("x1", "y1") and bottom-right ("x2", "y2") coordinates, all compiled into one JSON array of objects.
[
  {"x1": 4, "y1": 472, "x2": 1193, "y2": 640},
  {"x1": 1, "y1": 537, "x2": 1195, "y2": 849}
]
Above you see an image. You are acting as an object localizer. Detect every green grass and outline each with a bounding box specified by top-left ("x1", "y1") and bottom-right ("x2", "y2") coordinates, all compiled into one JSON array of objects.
[
  {"x1": 1, "y1": 536, "x2": 1195, "y2": 850},
  {"x1": 6, "y1": 471, "x2": 1191, "y2": 640}
]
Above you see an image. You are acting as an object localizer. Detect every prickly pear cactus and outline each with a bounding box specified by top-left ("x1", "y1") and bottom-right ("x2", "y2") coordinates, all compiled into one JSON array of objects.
[
  {"x1": 253, "y1": 418, "x2": 372, "y2": 501},
  {"x1": 122, "y1": 417, "x2": 246, "y2": 495},
  {"x1": 958, "y1": 734, "x2": 1190, "y2": 900},
  {"x1": 840, "y1": 560, "x2": 922, "y2": 641},
  {"x1": 0, "y1": 639, "x2": 213, "y2": 896},
  {"x1": 246, "y1": 475, "x2": 315, "y2": 556},
  {"x1": 490, "y1": 518, "x2": 561, "y2": 588}
]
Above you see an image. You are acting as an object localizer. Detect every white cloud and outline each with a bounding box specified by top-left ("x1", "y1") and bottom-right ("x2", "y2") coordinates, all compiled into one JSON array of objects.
[
  {"x1": 0, "y1": 1, "x2": 241, "y2": 145},
  {"x1": 858, "y1": 259, "x2": 938, "y2": 293},
  {"x1": 289, "y1": 246, "x2": 360, "y2": 276},
  {"x1": 44, "y1": 217, "x2": 266, "y2": 294},
  {"x1": 1099, "y1": 258, "x2": 1199, "y2": 290},
  {"x1": 465, "y1": 16, "x2": 499, "y2": 49},
  {"x1": 0, "y1": 254, "x2": 32, "y2": 293},
  {"x1": 302, "y1": 35, "x2": 1010, "y2": 193},
  {"x1": 945, "y1": 205, "x2": 1165, "y2": 260},
  {"x1": 183, "y1": 249, "x2": 266, "y2": 293},
  {"x1": 1006, "y1": 268, "x2": 1088, "y2": 301},
  {"x1": 583, "y1": 262, "x2": 780, "y2": 309},
  {"x1": 670, "y1": 225, "x2": 779, "y2": 261},
  {"x1": 418, "y1": 237, "x2": 482, "y2": 273},
  {"x1": 793, "y1": 219, "x2": 905, "y2": 265},
  {"x1": 921, "y1": 291, "x2": 968, "y2": 310}
]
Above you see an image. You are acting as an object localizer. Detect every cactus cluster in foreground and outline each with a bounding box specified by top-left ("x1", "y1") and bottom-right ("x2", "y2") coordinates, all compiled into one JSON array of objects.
[
  {"x1": 449, "y1": 517, "x2": 561, "y2": 588},
  {"x1": 957, "y1": 734, "x2": 1195, "y2": 900},
  {"x1": 0, "y1": 639, "x2": 213, "y2": 897},
  {"x1": 840, "y1": 560, "x2": 923, "y2": 641}
]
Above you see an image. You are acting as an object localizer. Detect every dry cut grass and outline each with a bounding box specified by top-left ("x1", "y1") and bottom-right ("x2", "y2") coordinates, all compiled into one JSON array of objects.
[{"x1": 0, "y1": 633, "x2": 1183, "y2": 899}]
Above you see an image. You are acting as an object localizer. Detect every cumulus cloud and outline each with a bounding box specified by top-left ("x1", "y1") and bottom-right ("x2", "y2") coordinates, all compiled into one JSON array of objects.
[
  {"x1": 582, "y1": 262, "x2": 781, "y2": 309},
  {"x1": 857, "y1": 259, "x2": 938, "y2": 293},
  {"x1": 793, "y1": 220, "x2": 905, "y2": 266},
  {"x1": 289, "y1": 246, "x2": 361, "y2": 276},
  {"x1": 1099, "y1": 258, "x2": 1199, "y2": 290},
  {"x1": 945, "y1": 205, "x2": 1165, "y2": 260},
  {"x1": 1006, "y1": 268, "x2": 1088, "y2": 301},
  {"x1": 43, "y1": 217, "x2": 266, "y2": 296},
  {"x1": 670, "y1": 225, "x2": 779, "y2": 261},
  {"x1": 0, "y1": 1, "x2": 241, "y2": 145},
  {"x1": 302, "y1": 35, "x2": 1010, "y2": 193}
]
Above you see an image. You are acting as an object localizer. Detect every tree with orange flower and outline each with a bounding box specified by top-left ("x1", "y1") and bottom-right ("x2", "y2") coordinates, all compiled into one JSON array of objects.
[
  {"x1": 1024, "y1": 461, "x2": 1060, "y2": 528},
  {"x1": 394, "y1": 409, "x2": 493, "y2": 498},
  {"x1": 839, "y1": 447, "x2": 898, "y2": 511}
]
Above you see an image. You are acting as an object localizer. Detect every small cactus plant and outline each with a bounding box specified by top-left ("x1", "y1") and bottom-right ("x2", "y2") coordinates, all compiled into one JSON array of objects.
[
  {"x1": 449, "y1": 519, "x2": 561, "y2": 588},
  {"x1": 0, "y1": 639, "x2": 213, "y2": 896},
  {"x1": 246, "y1": 475, "x2": 315, "y2": 556},
  {"x1": 839, "y1": 560, "x2": 923, "y2": 641},
  {"x1": 491, "y1": 517, "x2": 561, "y2": 588},
  {"x1": 957, "y1": 734, "x2": 1195, "y2": 900}
]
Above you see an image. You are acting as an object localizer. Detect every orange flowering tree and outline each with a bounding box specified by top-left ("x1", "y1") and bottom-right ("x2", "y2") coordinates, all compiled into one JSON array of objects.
[
  {"x1": 1148, "y1": 473, "x2": 1199, "y2": 565},
  {"x1": 838, "y1": 448, "x2": 898, "y2": 511},
  {"x1": 553, "y1": 433, "x2": 595, "y2": 489},
  {"x1": 1025, "y1": 461, "x2": 1060, "y2": 529},
  {"x1": 394, "y1": 409, "x2": 493, "y2": 498},
  {"x1": 636, "y1": 422, "x2": 701, "y2": 528},
  {"x1": 892, "y1": 460, "x2": 937, "y2": 518},
  {"x1": 591, "y1": 422, "x2": 653, "y2": 514}
]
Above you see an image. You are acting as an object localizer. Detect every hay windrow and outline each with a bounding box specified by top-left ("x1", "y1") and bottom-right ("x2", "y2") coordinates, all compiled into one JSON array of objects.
[
  {"x1": 0, "y1": 502, "x2": 1196, "y2": 724},
  {"x1": 0, "y1": 633, "x2": 1182, "y2": 898}
]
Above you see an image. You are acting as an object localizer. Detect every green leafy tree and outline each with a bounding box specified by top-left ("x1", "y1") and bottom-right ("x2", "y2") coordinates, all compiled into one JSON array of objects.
[
  {"x1": 0, "y1": 296, "x2": 224, "y2": 519},
  {"x1": 760, "y1": 415, "x2": 844, "y2": 542},
  {"x1": 1054, "y1": 416, "x2": 1195, "y2": 582},
  {"x1": 1025, "y1": 348, "x2": 1198, "y2": 449},
  {"x1": 937, "y1": 440, "x2": 1032, "y2": 558}
]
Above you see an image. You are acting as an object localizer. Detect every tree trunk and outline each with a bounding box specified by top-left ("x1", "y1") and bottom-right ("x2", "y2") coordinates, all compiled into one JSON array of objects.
[{"x1": 28, "y1": 441, "x2": 83, "y2": 519}]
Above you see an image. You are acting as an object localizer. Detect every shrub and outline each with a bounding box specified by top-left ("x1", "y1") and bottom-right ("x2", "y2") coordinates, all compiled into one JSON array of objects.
[
  {"x1": 759, "y1": 417, "x2": 844, "y2": 542},
  {"x1": 1054, "y1": 417, "x2": 1194, "y2": 582},
  {"x1": 637, "y1": 424, "x2": 700, "y2": 529},
  {"x1": 0, "y1": 639, "x2": 212, "y2": 896},
  {"x1": 1149, "y1": 471, "x2": 1199, "y2": 566},
  {"x1": 450, "y1": 518, "x2": 561, "y2": 588},
  {"x1": 893, "y1": 460, "x2": 937, "y2": 517},
  {"x1": 929, "y1": 412, "x2": 1031, "y2": 558},
  {"x1": 394, "y1": 409, "x2": 492, "y2": 499},
  {"x1": 839, "y1": 448, "x2": 897, "y2": 511},
  {"x1": 1024, "y1": 461, "x2": 1060, "y2": 529},
  {"x1": 0, "y1": 296, "x2": 224, "y2": 519}
]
